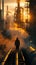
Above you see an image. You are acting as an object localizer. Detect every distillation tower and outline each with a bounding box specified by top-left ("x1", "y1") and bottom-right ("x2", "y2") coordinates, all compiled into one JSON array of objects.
[
  {"x1": 14, "y1": 0, "x2": 25, "y2": 28},
  {"x1": 14, "y1": 0, "x2": 30, "y2": 29}
]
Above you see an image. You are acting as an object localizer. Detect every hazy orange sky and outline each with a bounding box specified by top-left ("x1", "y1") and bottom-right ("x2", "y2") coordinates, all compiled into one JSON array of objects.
[
  {"x1": 0, "y1": 0, "x2": 30, "y2": 20},
  {"x1": 4, "y1": 0, "x2": 26, "y2": 3}
]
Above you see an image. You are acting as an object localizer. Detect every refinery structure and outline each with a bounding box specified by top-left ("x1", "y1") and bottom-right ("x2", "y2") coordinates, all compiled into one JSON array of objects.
[
  {"x1": 0, "y1": 1, "x2": 36, "y2": 65},
  {"x1": 0, "y1": 0, "x2": 30, "y2": 31}
]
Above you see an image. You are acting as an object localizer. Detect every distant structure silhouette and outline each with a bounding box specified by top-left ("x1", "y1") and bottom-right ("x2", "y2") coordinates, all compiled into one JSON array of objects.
[{"x1": 15, "y1": 38, "x2": 20, "y2": 51}]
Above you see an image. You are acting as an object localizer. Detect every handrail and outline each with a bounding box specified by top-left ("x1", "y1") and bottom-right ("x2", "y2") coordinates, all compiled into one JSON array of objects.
[{"x1": 1, "y1": 48, "x2": 12, "y2": 65}]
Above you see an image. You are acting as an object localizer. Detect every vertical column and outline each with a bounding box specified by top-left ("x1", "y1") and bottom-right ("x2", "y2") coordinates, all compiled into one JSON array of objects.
[
  {"x1": 0, "y1": 0, "x2": 2, "y2": 19},
  {"x1": 0, "y1": 0, "x2": 1, "y2": 31},
  {"x1": 0, "y1": 0, "x2": 1, "y2": 19},
  {"x1": 2, "y1": 0, "x2": 5, "y2": 29},
  {"x1": 24, "y1": 0, "x2": 30, "y2": 29},
  {"x1": 2, "y1": 0, "x2": 4, "y2": 19},
  {"x1": 0, "y1": 0, "x2": 1, "y2": 10}
]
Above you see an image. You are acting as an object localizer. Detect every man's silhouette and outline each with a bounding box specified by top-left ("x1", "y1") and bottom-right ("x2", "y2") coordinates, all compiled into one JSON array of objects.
[{"x1": 15, "y1": 38, "x2": 20, "y2": 51}]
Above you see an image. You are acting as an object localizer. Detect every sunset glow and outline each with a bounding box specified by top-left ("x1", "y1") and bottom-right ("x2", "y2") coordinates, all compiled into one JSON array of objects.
[
  {"x1": 4, "y1": 2, "x2": 30, "y2": 20},
  {"x1": 23, "y1": 11, "x2": 30, "y2": 22}
]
